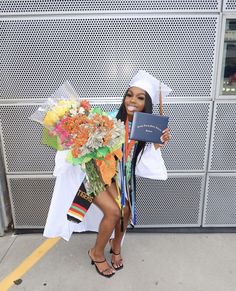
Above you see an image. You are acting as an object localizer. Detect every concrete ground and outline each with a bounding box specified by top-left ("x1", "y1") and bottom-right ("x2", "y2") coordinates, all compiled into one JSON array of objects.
[{"x1": 0, "y1": 232, "x2": 236, "y2": 291}]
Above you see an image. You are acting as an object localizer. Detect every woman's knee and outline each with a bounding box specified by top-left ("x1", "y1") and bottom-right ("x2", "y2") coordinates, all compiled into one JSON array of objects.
[
  {"x1": 105, "y1": 205, "x2": 121, "y2": 222},
  {"x1": 110, "y1": 205, "x2": 121, "y2": 220},
  {"x1": 93, "y1": 189, "x2": 121, "y2": 221}
]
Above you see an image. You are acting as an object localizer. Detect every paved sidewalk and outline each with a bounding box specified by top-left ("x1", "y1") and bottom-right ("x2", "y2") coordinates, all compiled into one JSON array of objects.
[{"x1": 0, "y1": 232, "x2": 236, "y2": 291}]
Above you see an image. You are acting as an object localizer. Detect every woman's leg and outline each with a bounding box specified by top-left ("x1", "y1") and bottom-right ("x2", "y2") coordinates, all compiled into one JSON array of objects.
[
  {"x1": 89, "y1": 188, "x2": 121, "y2": 275},
  {"x1": 111, "y1": 203, "x2": 130, "y2": 268},
  {"x1": 107, "y1": 183, "x2": 131, "y2": 269}
]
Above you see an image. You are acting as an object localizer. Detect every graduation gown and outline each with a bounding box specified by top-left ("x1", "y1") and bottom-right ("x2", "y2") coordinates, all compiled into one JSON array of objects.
[{"x1": 43, "y1": 144, "x2": 167, "y2": 241}]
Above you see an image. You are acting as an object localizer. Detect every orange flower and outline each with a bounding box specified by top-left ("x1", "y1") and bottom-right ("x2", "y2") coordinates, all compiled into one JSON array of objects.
[
  {"x1": 95, "y1": 149, "x2": 122, "y2": 185},
  {"x1": 72, "y1": 147, "x2": 81, "y2": 158},
  {"x1": 80, "y1": 100, "x2": 91, "y2": 111}
]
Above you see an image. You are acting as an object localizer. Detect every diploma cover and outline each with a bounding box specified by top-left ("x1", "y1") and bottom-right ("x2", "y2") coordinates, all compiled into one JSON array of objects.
[{"x1": 130, "y1": 112, "x2": 169, "y2": 144}]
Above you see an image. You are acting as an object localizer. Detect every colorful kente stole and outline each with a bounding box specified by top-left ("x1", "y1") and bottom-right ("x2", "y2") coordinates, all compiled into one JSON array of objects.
[{"x1": 67, "y1": 183, "x2": 94, "y2": 223}]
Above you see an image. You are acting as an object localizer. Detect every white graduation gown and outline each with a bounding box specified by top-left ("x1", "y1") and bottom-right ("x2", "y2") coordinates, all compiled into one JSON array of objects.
[{"x1": 43, "y1": 144, "x2": 167, "y2": 241}]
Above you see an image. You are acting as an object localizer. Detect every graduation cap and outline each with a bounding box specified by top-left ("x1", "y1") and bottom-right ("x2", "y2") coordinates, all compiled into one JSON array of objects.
[{"x1": 129, "y1": 70, "x2": 172, "y2": 105}]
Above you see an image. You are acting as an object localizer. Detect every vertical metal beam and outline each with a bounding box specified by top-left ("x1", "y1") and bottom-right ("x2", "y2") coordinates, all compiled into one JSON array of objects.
[{"x1": 0, "y1": 146, "x2": 12, "y2": 236}]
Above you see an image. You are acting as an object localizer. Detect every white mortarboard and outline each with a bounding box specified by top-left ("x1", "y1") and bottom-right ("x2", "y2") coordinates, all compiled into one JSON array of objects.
[{"x1": 129, "y1": 70, "x2": 172, "y2": 105}]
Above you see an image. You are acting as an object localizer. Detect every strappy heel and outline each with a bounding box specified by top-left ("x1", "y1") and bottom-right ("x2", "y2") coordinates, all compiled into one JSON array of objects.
[
  {"x1": 88, "y1": 250, "x2": 115, "y2": 278},
  {"x1": 109, "y1": 240, "x2": 124, "y2": 271}
]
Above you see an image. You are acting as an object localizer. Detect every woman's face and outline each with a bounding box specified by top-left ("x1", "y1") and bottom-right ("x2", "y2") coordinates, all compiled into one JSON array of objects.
[{"x1": 124, "y1": 86, "x2": 146, "y2": 121}]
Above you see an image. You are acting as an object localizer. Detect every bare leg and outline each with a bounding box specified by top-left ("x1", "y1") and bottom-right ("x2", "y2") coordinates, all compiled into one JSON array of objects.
[
  {"x1": 89, "y1": 188, "x2": 120, "y2": 275},
  {"x1": 107, "y1": 183, "x2": 131, "y2": 269},
  {"x1": 110, "y1": 203, "x2": 130, "y2": 268}
]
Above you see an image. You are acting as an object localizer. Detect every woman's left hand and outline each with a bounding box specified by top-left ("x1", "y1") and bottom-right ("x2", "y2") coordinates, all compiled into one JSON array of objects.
[{"x1": 154, "y1": 128, "x2": 171, "y2": 149}]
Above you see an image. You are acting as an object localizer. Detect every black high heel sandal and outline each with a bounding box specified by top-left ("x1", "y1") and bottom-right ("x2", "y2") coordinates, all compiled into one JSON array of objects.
[
  {"x1": 88, "y1": 250, "x2": 115, "y2": 278},
  {"x1": 109, "y1": 240, "x2": 124, "y2": 271}
]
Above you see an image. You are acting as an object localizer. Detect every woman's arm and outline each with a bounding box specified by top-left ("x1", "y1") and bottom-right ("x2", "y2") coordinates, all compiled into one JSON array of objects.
[{"x1": 153, "y1": 127, "x2": 171, "y2": 150}]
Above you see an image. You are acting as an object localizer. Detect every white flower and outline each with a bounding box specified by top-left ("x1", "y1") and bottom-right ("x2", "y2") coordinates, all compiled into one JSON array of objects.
[
  {"x1": 79, "y1": 107, "x2": 85, "y2": 114},
  {"x1": 69, "y1": 108, "x2": 77, "y2": 116}
]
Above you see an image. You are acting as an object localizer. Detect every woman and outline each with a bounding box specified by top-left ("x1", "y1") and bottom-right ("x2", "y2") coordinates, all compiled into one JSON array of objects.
[{"x1": 43, "y1": 70, "x2": 171, "y2": 278}]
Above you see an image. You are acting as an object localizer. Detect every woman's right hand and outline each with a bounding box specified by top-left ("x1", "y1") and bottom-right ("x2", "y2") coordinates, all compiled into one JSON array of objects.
[{"x1": 154, "y1": 127, "x2": 171, "y2": 149}]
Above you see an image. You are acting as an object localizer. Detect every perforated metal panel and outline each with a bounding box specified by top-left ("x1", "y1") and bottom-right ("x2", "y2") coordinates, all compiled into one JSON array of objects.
[
  {"x1": 7, "y1": 175, "x2": 55, "y2": 228},
  {"x1": 136, "y1": 174, "x2": 205, "y2": 227},
  {"x1": 1, "y1": 16, "x2": 218, "y2": 100},
  {"x1": 0, "y1": 3, "x2": 235, "y2": 231},
  {"x1": 154, "y1": 102, "x2": 212, "y2": 171},
  {"x1": 223, "y1": 0, "x2": 236, "y2": 11},
  {"x1": 0, "y1": 105, "x2": 56, "y2": 173},
  {"x1": 6, "y1": 174, "x2": 205, "y2": 229},
  {"x1": 203, "y1": 174, "x2": 236, "y2": 226},
  {"x1": 209, "y1": 102, "x2": 236, "y2": 171},
  {"x1": 0, "y1": 0, "x2": 221, "y2": 13}
]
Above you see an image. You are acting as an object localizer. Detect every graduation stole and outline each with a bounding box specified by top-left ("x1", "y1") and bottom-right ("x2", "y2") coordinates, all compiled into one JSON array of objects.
[
  {"x1": 119, "y1": 119, "x2": 137, "y2": 230},
  {"x1": 67, "y1": 183, "x2": 94, "y2": 224},
  {"x1": 125, "y1": 118, "x2": 136, "y2": 163}
]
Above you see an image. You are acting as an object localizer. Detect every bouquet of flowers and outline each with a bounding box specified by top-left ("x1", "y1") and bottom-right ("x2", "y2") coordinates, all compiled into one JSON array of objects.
[{"x1": 30, "y1": 81, "x2": 125, "y2": 196}]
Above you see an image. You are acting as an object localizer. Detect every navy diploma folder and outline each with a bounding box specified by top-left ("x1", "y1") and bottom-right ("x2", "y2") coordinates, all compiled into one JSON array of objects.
[{"x1": 130, "y1": 112, "x2": 169, "y2": 144}]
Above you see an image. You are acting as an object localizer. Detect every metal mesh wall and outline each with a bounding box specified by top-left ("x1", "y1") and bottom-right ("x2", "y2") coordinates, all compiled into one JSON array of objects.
[
  {"x1": 6, "y1": 174, "x2": 205, "y2": 229},
  {"x1": 1, "y1": 3, "x2": 235, "y2": 230},
  {"x1": 1, "y1": 16, "x2": 218, "y2": 100},
  {"x1": 136, "y1": 174, "x2": 205, "y2": 227},
  {"x1": 7, "y1": 175, "x2": 55, "y2": 228},
  {"x1": 155, "y1": 102, "x2": 212, "y2": 171},
  {"x1": 223, "y1": 0, "x2": 236, "y2": 11},
  {"x1": 0, "y1": 0, "x2": 221, "y2": 13},
  {"x1": 203, "y1": 174, "x2": 236, "y2": 226},
  {"x1": 0, "y1": 105, "x2": 56, "y2": 173},
  {"x1": 209, "y1": 102, "x2": 236, "y2": 172}
]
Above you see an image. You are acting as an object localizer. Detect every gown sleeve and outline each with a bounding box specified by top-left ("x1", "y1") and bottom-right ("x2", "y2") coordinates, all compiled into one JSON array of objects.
[{"x1": 135, "y1": 143, "x2": 168, "y2": 180}]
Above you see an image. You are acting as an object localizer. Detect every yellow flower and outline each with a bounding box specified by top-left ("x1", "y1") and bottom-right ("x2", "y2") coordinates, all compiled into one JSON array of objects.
[
  {"x1": 58, "y1": 100, "x2": 77, "y2": 107},
  {"x1": 54, "y1": 100, "x2": 78, "y2": 117},
  {"x1": 43, "y1": 111, "x2": 59, "y2": 127},
  {"x1": 53, "y1": 105, "x2": 68, "y2": 118}
]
